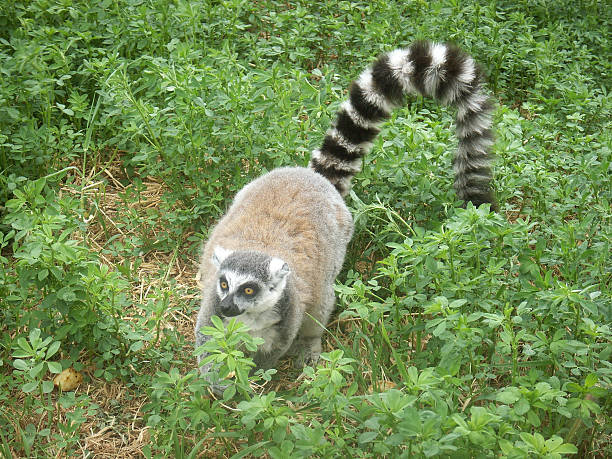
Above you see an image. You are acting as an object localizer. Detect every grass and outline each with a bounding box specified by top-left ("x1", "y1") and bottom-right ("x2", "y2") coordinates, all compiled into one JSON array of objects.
[{"x1": 0, "y1": 0, "x2": 610, "y2": 457}]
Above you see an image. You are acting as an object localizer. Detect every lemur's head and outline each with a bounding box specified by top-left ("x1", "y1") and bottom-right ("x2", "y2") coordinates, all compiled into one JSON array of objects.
[{"x1": 210, "y1": 247, "x2": 290, "y2": 318}]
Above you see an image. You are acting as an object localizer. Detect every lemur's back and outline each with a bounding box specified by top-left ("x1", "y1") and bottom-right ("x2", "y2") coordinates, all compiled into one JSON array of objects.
[{"x1": 200, "y1": 167, "x2": 353, "y2": 314}]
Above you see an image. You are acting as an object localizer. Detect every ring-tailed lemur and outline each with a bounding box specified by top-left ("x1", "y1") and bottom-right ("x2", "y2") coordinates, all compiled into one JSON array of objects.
[{"x1": 195, "y1": 41, "x2": 496, "y2": 386}]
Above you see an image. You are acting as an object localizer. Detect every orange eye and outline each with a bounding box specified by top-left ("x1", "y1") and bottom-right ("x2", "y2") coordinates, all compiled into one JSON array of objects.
[
  {"x1": 220, "y1": 281, "x2": 228, "y2": 290},
  {"x1": 244, "y1": 287, "x2": 254, "y2": 295}
]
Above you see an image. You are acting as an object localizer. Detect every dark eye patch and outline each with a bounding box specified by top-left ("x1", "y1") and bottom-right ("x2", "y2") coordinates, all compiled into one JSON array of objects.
[
  {"x1": 238, "y1": 282, "x2": 259, "y2": 297},
  {"x1": 219, "y1": 276, "x2": 229, "y2": 291}
]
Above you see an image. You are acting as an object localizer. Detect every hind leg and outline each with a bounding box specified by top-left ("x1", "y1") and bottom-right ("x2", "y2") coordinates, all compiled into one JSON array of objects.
[
  {"x1": 288, "y1": 333, "x2": 323, "y2": 367},
  {"x1": 296, "y1": 286, "x2": 336, "y2": 366}
]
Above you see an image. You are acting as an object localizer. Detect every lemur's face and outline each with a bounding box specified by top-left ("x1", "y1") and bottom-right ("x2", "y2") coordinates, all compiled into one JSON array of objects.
[{"x1": 211, "y1": 247, "x2": 290, "y2": 318}]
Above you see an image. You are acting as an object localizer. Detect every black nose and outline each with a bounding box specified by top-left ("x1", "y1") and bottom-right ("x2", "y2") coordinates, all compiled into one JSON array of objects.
[
  {"x1": 219, "y1": 296, "x2": 241, "y2": 317},
  {"x1": 221, "y1": 305, "x2": 242, "y2": 317}
]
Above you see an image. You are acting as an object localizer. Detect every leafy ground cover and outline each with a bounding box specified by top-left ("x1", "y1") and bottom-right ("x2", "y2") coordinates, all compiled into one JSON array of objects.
[{"x1": 0, "y1": 0, "x2": 610, "y2": 457}]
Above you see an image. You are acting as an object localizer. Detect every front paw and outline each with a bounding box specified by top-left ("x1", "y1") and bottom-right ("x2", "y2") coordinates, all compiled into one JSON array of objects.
[
  {"x1": 292, "y1": 337, "x2": 322, "y2": 368},
  {"x1": 209, "y1": 383, "x2": 229, "y2": 397},
  {"x1": 197, "y1": 361, "x2": 231, "y2": 397},
  {"x1": 303, "y1": 351, "x2": 320, "y2": 367}
]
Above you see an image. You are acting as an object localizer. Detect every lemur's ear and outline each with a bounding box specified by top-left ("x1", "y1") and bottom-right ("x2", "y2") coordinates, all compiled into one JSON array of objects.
[
  {"x1": 212, "y1": 246, "x2": 233, "y2": 268},
  {"x1": 269, "y1": 257, "x2": 290, "y2": 285}
]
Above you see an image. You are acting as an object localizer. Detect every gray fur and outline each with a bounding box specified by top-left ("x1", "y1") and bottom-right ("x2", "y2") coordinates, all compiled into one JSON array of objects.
[{"x1": 195, "y1": 168, "x2": 353, "y2": 384}]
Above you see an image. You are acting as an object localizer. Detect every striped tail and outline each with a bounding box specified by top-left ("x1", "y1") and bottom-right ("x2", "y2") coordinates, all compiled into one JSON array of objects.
[{"x1": 309, "y1": 41, "x2": 497, "y2": 209}]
